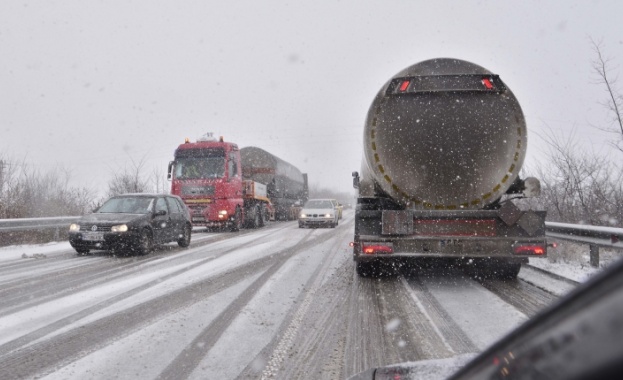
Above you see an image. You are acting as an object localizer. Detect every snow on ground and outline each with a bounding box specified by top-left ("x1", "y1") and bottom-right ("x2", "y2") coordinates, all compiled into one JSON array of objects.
[
  {"x1": 529, "y1": 247, "x2": 623, "y2": 283},
  {"x1": 0, "y1": 241, "x2": 73, "y2": 261},
  {"x1": 43, "y1": 273, "x2": 263, "y2": 380},
  {"x1": 416, "y1": 275, "x2": 528, "y2": 350}
]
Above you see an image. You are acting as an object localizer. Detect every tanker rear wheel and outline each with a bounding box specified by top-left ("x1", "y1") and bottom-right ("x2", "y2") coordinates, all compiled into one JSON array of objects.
[
  {"x1": 356, "y1": 261, "x2": 396, "y2": 277},
  {"x1": 356, "y1": 261, "x2": 376, "y2": 277},
  {"x1": 493, "y1": 261, "x2": 522, "y2": 279}
]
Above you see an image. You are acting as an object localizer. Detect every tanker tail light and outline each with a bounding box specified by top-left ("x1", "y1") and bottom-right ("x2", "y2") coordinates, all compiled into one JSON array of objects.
[
  {"x1": 362, "y1": 242, "x2": 393, "y2": 255},
  {"x1": 513, "y1": 244, "x2": 546, "y2": 256},
  {"x1": 399, "y1": 80, "x2": 410, "y2": 92},
  {"x1": 482, "y1": 77, "x2": 494, "y2": 89}
]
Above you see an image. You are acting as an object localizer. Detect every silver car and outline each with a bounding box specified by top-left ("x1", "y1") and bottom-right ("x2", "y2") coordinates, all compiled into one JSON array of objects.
[{"x1": 298, "y1": 199, "x2": 339, "y2": 228}]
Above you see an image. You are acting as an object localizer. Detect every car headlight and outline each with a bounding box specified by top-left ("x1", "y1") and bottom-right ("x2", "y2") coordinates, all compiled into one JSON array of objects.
[
  {"x1": 69, "y1": 223, "x2": 80, "y2": 232},
  {"x1": 111, "y1": 224, "x2": 128, "y2": 232},
  {"x1": 300, "y1": 213, "x2": 307, "y2": 218},
  {"x1": 325, "y1": 214, "x2": 333, "y2": 218}
]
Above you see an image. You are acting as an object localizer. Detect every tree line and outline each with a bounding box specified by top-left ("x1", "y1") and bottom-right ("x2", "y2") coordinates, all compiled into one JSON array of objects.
[{"x1": 0, "y1": 156, "x2": 166, "y2": 219}]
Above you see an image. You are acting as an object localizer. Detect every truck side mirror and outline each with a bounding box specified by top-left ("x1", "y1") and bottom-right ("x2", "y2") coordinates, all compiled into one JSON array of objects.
[
  {"x1": 167, "y1": 161, "x2": 173, "y2": 180},
  {"x1": 523, "y1": 177, "x2": 541, "y2": 198},
  {"x1": 352, "y1": 171, "x2": 360, "y2": 189}
]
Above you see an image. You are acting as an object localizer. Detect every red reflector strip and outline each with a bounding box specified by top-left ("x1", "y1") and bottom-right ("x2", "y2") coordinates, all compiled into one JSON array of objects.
[
  {"x1": 399, "y1": 80, "x2": 410, "y2": 92},
  {"x1": 362, "y1": 244, "x2": 393, "y2": 254},
  {"x1": 514, "y1": 245, "x2": 546, "y2": 255},
  {"x1": 482, "y1": 78, "x2": 494, "y2": 89}
]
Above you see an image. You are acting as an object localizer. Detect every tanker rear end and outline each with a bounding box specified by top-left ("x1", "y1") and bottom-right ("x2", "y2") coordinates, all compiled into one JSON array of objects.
[{"x1": 352, "y1": 58, "x2": 547, "y2": 278}]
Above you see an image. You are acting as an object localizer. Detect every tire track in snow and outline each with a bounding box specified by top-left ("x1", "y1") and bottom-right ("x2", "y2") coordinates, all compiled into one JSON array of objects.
[
  {"x1": 254, "y1": 221, "x2": 354, "y2": 380},
  {"x1": 0, "y1": 225, "x2": 305, "y2": 378},
  {"x1": 476, "y1": 276, "x2": 559, "y2": 317},
  {"x1": 155, "y1": 229, "x2": 332, "y2": 380},
  {"x1": 0, "y1": 222, "x2": 293, "y2": 318}
]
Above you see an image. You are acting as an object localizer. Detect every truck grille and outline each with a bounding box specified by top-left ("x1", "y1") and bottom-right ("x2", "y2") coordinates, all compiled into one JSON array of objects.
[{"x1": 182, "y1": 185, "x2": 214, "y2": 196}]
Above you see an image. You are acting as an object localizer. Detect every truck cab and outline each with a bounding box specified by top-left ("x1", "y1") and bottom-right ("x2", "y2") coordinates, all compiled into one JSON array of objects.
[{"x1": 168, "y1": 133, "x2": 244, "y2": 230}]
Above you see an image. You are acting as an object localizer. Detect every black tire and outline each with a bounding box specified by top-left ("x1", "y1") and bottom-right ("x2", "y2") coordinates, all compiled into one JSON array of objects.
[
  {"x1": 259, "y1": 205, "x2": 266, "y2": 227},
  {"x1": 177, "y1": 223, "x2": 191, "y2": 247},
  {"x1": 136, "y1": 229, "x2": 153, "y2": 256},
  {"x1": 229, "y1": 207, "x2": 242, "y2": 232},
  {"x1": 494, "y1": 261, "x2": 522, "y2": 279},
  {"x1": 356, "y1": 261, "x2": 375, "y2": 277},
  {"x1": 252, "y1": 206, "x2": 261, "y2": 228},
  {"x1": 75, "y1": 248, "x2": 89, "y2": 255}
]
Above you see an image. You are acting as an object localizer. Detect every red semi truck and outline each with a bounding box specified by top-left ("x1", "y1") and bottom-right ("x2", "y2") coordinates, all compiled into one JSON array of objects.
[{"x1": 168, "y1": 133, "x2": 308, "y2": 230}]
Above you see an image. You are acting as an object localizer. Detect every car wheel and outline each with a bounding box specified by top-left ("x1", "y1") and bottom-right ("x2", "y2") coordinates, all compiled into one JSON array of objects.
[
  {"x1": 136, "y1": 229, "x2": 153, "y2": 256},
  {"x1": 229, "y1": 207, "x2": 242, "y2": 232},
  {"x1": 75, "y1": 248, "x2": 89, "y2": 255},
  {"x1": 177, "y1": 223, "x2": 191, "y2": 248}
]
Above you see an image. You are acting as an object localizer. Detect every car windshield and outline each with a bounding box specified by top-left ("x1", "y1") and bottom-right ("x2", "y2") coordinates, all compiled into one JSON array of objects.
[
  {"x1": 97, "y1": 197, "x2": 154, "y2": 214},
  {"x1": 304, "y1": 200, "x2": 334, "y2": 209},
  {"x1": 174, "y1": 157, "x2": 225, "y2": 179}
]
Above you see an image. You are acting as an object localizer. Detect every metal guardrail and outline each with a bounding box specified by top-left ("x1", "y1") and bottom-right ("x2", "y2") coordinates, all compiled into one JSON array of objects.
[
  {"x1": 0, "y1": 216, "x2": 81, "y2": 241},
  {"x1": 545, "y1": 221, "x2": 623, "y2": 267}
]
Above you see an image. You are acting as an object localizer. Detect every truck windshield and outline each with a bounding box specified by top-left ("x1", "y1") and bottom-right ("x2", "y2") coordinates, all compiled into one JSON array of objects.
[{"x1": 174, "y1": 157, "x2": 225, "y2": 179}]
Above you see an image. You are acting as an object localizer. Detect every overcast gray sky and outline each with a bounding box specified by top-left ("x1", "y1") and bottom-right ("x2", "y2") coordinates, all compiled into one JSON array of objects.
[{"x1": 1, "y1": 0, "x2": 622, "y2": 197}]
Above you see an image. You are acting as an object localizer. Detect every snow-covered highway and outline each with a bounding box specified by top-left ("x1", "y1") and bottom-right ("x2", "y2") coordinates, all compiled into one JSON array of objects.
[{"x1": 0, "y1": 211, "x2": 572, "y2": 379}]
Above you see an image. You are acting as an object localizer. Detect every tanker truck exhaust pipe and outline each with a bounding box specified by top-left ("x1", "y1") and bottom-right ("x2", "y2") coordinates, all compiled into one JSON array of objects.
[{"x1": 353, "y1": 58, "x2": 547, "y2": 279}]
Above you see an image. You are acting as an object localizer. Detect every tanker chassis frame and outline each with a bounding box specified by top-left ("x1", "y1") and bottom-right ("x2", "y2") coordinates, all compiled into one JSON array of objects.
[{"x1": 352, "y1": 197, "x2": 547, "y2": 279}]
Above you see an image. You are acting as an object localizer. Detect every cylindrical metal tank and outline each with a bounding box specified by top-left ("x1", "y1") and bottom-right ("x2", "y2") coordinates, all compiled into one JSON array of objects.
[
  {"x1": 359, "y1": 58, "x2": 527, "y2": 210},
  {"x1": 240, "y1": 146, "x2": 306, "y2": 201}
]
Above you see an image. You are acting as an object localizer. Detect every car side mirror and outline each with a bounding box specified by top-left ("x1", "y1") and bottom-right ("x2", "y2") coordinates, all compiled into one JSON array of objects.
[{"x1": 155, "y1": 210, "x2": 167, "y2": 216}]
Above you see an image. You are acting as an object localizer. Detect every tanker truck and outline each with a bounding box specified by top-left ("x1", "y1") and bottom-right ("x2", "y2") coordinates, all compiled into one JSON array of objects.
[
  {"x1": 351, "y1": 58, "x2": 546, "y2": 278},
  {"x1": 168, "y1": 133, "x2": 308, "y2": 230}
]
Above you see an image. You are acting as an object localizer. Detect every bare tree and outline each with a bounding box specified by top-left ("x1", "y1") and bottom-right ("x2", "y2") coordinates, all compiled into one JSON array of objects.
[
  {"x1": 107, "y1": 156, "x2": 150, "y2": 197},
  {"x1": 533, "y1": 128, "x2": 622, "y2": 227},
  {"x1": 591, "y1": 38, "x2": 623, "y2": 152},
  {"x1": 149, "y1": 166, "x2": 169, "y2": 194},
  {"x1": 0, "y1": 155, "x2": 96, "y2": 218}
]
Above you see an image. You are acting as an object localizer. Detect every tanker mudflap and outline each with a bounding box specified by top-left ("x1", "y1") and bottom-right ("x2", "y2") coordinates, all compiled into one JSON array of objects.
[{"x1": 381, "y1": 210, "x2": 413, "y2": 235}]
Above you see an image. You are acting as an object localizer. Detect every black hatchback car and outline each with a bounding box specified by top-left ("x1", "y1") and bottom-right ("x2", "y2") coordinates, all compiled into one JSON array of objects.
[{"x1": 68, "y1": 193, "x2": 192, "y2": 255}]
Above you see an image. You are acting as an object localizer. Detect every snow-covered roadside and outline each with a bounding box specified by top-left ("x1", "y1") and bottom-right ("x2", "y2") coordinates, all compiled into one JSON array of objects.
[
  {"x1": 529, "y1": 250, "x2": 623, "y2": 283},
  {"x1": 0, "y1": 241, "x2": 73, "y2": 261}
]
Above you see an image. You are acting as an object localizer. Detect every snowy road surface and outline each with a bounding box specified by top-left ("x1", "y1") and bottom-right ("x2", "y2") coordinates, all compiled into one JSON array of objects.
[{"x1": 0, "y1": 211, "x2": 568, "y2": 379}]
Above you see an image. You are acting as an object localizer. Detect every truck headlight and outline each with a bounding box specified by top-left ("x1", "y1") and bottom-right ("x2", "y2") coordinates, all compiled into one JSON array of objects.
[
  {"x1": 111, "y1": 224, "x2": 128, "y2": 232},
  {"x1": 69, "y1": 224, "x2": 80, "y2": 232},
  {"x1": 218, "y1": 210, "x2": 228, "y2": 219}
]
